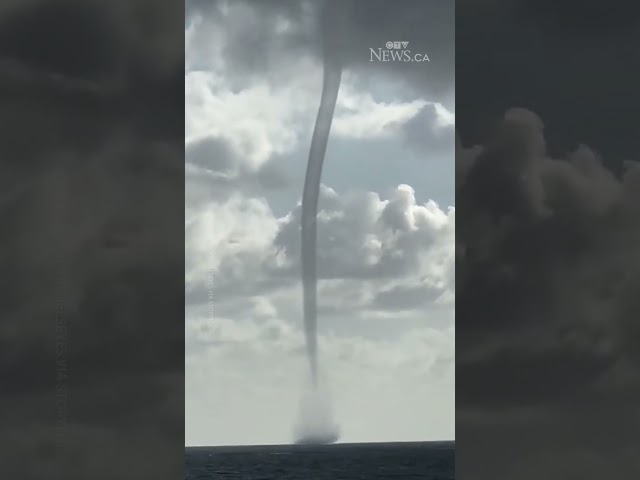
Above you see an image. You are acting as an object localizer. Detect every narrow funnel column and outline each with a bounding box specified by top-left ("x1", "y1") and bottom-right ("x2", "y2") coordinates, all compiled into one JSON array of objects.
[{"x1": 300, "y1": 0, "x2": 346, "y2": 388}]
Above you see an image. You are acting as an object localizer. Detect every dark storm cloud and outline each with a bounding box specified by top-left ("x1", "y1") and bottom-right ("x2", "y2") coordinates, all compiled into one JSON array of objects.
[
  {"x1": 0, "y1": 0, "x2": 183, "y2": 478},
  {"x1": 457, "y1": 112, "x2": 640, "y2": 381},
  {"x1": 185, "y1": 136, "x2": 289, "y2": 203},
  {"x1": 403, "y1": 103, "x2": 454, "y2": 153},
  {"x1": 455, "y1": 109, "x2": 640, "y2": 478},
  {"x1": 187, "y1": 0, "x2": 453, "y2": 100},
  {"x1": 373, "y1": 284, "x2": 444, "y2": 311},
  {"x1": 187, "y1": 137, "x2": 237, "y2": 173}
]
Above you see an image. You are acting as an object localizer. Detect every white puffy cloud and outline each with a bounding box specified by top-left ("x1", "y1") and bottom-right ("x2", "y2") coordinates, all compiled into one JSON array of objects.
[
  {"x1": 271, "y1": 185, "x2": 454, "y2": 300},
  {"x1": 185, "y1": 182, "x2": 454, "y2": 309},
  {"x1": 185, "y1": 67, "x2": 317, "y2": 168},
  {"x1": 185, "y1": 65, "x2": 443, "y2": 182},
  {"x1": 185, "y1": 6, "x2": 451, "y2": 181},
  {"x1": 185, "y1": 194, "x2": 279, "y2": 290},
  {"x1": 332, "y1": 80, "x2": 427, "y2": 140}
]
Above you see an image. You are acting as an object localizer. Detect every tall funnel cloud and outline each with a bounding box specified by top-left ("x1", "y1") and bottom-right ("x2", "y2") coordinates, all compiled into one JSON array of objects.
[{"x1": 301, "y1": 0, "x2": 351, "y2": 388}]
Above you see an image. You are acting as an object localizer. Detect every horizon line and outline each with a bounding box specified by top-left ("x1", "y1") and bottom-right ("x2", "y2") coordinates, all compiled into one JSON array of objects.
[{"x1": 186, "y1": 439, "x2": 455, "y2": 448}]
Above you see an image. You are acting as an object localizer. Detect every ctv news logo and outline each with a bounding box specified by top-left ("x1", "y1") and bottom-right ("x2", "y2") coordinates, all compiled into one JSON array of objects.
[{"x1": 369, "y1": 41, "x2": 430, "y2": 63}]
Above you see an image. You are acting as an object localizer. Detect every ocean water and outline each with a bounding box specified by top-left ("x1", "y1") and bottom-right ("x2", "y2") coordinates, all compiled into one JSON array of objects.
[{"x1": 185, "y1": 441, "x2": 454, "y2": 480}]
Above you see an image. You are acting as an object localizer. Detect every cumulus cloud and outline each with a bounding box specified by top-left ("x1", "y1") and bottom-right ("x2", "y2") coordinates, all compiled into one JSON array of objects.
[
  {"x1": 185, "y1": 67, "x2": 317, "y2": 167},
  {"x1": 184, "y1": 63, "x2": 444, "y2": 190},
  {"x1": 184, "y1": 0, "x2": 454, "y2": 170},
  {"x1": 332, "y1": 81, "x2": 428, "y2": 140},
  {"x1": 274, "y1": 185, "x2": 453, "y2": 285},
  {"x1": 185, "y1": 183, "x2": 454, "y2": 309},
  {"x1": 456, "y1": 107, "x2": 640, "y2": 479}
]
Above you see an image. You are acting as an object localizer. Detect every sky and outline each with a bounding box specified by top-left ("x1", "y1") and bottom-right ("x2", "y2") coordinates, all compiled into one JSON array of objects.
[{"x1": 185, "y1": 0, "x2": 455, "y2": 446}]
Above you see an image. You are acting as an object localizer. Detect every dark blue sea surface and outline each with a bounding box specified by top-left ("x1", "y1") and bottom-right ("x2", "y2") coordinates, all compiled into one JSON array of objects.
[{"x1": 185, "y1": 441, "x2": 454, "y2": 480}]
